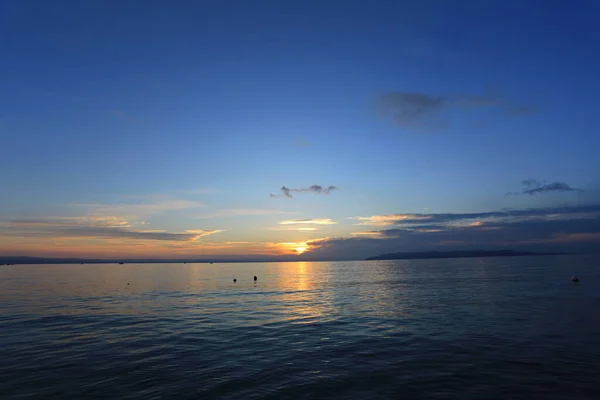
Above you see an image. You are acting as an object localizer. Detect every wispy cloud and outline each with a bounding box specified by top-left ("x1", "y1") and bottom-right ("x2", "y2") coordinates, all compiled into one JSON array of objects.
[
  {"x1": 349, "y1": 214, "x2": 433, "y2": 226},
  {"x1": 8, "y1": 216, "x2": 131, "y2": 228},
  {"x1": 351, "y1": 231, "x2": 384, "y2": 237},
  {"x1": 507, "y1": 179, "x2": 583, "y2": 196},
  {"x1": 305, "y1": 204, "x2": 600, "y2": 260},
  {"x1": 114, "y1": 110, "x2": 147, "y2": 126},
  {"x1": 196, "y1": 209, "x2": 296, "y2": 219},
  {"x1": 5, "y1": 218, "x2": 221, "y2": 242},
  {"x1": 377, "y1": 89, "x2": 535, "y2": 131},
  {"x1": 378, "y1": 92, "x2": 445, "y2": 128},
  {"x1": 270, "y1": 185, "x2": 337, "y2": 199},
  {"x1": 508, "y1": 106, "x2": 537, "y2": 115},
  {"x1": 350, "y1": 205, "x2": 600, "y2": 229},
  {"x1": 294, "y1": 137, "x2": 312, "y2": 147},
  {"x1": 279, "y1": 218, "x2": 337, "y2": 225},
  {"x1": 179, "y1": 188, "x2": 220, "y2": 195},
  {"x1": 73, "y1": 199, "x2": 204, "y2": 220},
  {"x1": 267, "y1": 227, "x2": 319, "y2": 231}
]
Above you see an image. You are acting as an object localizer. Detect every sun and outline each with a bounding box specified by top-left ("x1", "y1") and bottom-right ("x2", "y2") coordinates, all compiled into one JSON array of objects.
[{"x1": 295, "y1": 246, "x2": 308, "y2": 254}]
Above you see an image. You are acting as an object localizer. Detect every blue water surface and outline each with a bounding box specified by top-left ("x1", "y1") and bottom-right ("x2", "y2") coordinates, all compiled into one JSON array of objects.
[{"x1": 1, "y1": 255, "x2": 599, "y2": 399}]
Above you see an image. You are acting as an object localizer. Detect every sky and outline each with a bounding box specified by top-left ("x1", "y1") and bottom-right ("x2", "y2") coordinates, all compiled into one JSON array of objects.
[{"x1": 1, "y1": 0, "x2": 599, "y2": 260}]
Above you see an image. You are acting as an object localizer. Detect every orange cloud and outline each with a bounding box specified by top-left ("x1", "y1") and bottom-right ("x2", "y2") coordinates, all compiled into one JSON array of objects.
[
  {"x1": 74, "y1": 199, "x2": 204, "y2": 220},
  {"x1": 197, "y1": 209, "x2": 296, "y2": 219},
  {"x1": 3, "y1": 218, "x2": 222, "y2": 243},
  {"x1": 267, "y1": 227, "x2": 319, "y2": 231},
  {"x1": 0, "y1": 231, "x2": 326, "y2": 259},
  {"x1": 351, "y1": 231, "x2": 384, "y2": 237},
  {"x1": 350, "y1": 214, "x2": 432, "y2": 226}
]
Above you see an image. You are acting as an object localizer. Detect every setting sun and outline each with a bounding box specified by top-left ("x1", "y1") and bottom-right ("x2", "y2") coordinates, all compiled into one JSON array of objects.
[
  {"x1": 278, "y1": 241, "x2": 310, "y2": 255},
  {"x1": 295, "y1": 246, "x2": 308, "y2": 254}
]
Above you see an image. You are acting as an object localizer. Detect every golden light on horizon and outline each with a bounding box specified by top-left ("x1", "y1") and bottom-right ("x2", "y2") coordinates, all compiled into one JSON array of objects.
[
  {"x1": 294, "y1": 245, "x2": 308, "y2": 254},
  {"x1": 278, "y1": 241, "x2": 310, "y2": 255}
]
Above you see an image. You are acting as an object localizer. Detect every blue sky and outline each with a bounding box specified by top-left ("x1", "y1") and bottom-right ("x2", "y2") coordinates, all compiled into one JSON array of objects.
[{"x1": 1, "y1": 0, "x2": 599, "y2": 259}]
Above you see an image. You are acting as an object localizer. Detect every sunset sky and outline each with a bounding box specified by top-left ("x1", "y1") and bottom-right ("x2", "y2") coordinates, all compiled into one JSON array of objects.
[{"x1": 1, "y1": 0, "x2": 599, "y2": 260}]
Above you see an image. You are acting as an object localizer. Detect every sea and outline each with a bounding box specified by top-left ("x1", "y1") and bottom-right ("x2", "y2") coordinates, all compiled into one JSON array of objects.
[{"x1": 1, "y1": 255, "x2": 599, "y2": 399}]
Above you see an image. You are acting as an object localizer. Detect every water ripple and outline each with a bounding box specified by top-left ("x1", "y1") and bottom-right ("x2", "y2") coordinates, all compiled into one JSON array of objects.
[{"x1": 1, "y1": 256, "x2": 600, "y2": 399}]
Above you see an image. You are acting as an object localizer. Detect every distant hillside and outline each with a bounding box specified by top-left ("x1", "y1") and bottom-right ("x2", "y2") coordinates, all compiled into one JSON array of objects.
[
  {"x1": 0, "y1": 256, "x2": 90, "y2": 265},
  {"x1": 0, "y1": 250, "x2": 574, "y2": 265},
  {"x1": 366, "y1": 250, "x2": 570, "y2": 261}
]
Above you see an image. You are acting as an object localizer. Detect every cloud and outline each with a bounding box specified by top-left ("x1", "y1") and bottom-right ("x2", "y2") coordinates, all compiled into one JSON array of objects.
[
  {"x1": 8, "y1": 216, "x2": 131, "y2": 228},
  {"x1": 114, "y1": 110, "x2": 149, "y2": 127},
  {"x1": 196, "y1": 209, "x2": 295, "y2": 219},
  {"x1": 267, "y1": 227, "x2": 319, "y2": 232},
  {"x1": 294, "y1": 137, "x2": 312, "y2": 147},
  {"x1": 507, "y1": 179, "x2": 583, "y2": 196},
  {"x1": 2, "y1": 197, "x2": 208, "y2": 245},
  {"x1": 279, "y1": 218, "x2": 337, "y2": 225},
  {"x1": 349, "y1": 214, "x2": 433, "y2": 226},
  {"x1": 270, "y1": 185, "x2": 337, "y2": 199},
  {"x1": 378, "y1": 92, "x2": 445, "y2": 128},
  {"x1": 508, "y1": 105, "x2": 537, "y2": 115},
  {"x1": 350, "y1": 205, "x2": 600, "y2": 228},
  {"x1": 4, "y1": 218, "x2": 221, "y2": 242},
  {"x1": 73, "y1": 199, "x2": 204, "y2": 220},
  {"x1": 377, "y1": 89, "x2": 535, "y2": 131},
  {"x1": 351, "y1": 231, "x2": 385, "y2": 237},
  {"x1": 179, "y1": 188, "x2": 220, "y2": 195},
  {"x1": 305, "y1": 204, "x2": 600, "y2": 260}
]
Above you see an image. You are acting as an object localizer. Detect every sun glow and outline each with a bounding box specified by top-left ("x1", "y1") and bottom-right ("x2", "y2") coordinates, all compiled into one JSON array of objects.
[
  {"x1": 295, "y1": 246, "x2": 308, "y2": 254},
  {"x1": 278, "y1": 241, "x2": 310, "y2": 255}
]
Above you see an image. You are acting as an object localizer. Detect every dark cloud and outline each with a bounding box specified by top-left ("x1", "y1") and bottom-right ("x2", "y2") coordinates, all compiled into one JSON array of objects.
[
  {"x1": 5, "y1": 219, "x2": 221, "y2": 241},
  {"x1": 507, "y1": 179, "x2": 583, "y2": 196},
  {"x1": 270, "y1": 185, "x2": 337, "y2": 199},
  {"x1": 294, "y1": 137, "x2": 312, "y2": 147},
  {"x1": 378, "y1": 92, "x2": 445, "y2": 128},
  {"x1": 307, "y1": 204, "x2": 600, "y2": 260},
  {"x1": 377, "y1": 90, "x2": 535, "y2": 130},
  {"x1": 114, "y1": 110, "x2": 146, "y2": 126},
  {"x1": 351, "y1": 205, "x2": 600, "y2": 227},
  {"x1": 508, "y1": 105, "x2": 537, "y2": 115},
  {"x1": 455, "y1": 89, "x2": 502, "y2": 107}
]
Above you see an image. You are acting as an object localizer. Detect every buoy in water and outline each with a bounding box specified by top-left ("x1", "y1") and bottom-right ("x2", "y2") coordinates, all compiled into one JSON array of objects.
[
  {"x1": 233, "y1": 278, "x2": 237, "y2": 283},
  {"x1": 572, "y1": 276, "x2": 580, "y2": 283}
]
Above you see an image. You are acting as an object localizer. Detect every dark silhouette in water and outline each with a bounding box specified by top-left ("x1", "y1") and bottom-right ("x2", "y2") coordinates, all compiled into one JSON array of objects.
[
  {"x1": 254, "y1": 276, "x2": 257, "y2": 282},
  {"x1": 233, "y1": 278, "x2": 237, "y2": 283},
  {"x1": 572, "y1": 276, "x2": 580, "y2": 283}
]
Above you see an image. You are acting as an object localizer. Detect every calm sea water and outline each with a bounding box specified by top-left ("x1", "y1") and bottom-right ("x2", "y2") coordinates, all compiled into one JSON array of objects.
[{"x1": 1, "y1": 255, "x2": 599, "y2": 399}]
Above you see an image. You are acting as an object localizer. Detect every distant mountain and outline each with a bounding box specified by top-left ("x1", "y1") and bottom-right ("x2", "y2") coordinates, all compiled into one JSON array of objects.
[
  {"x1": 0, "y1": 256, "x2": 91, "y2": 265},
  {"x1": 0, "y1": 250, "x2": 573, "y2": 265},
  {"x1": 365, "y1": 249, "x2": 570, "y2": 261}
]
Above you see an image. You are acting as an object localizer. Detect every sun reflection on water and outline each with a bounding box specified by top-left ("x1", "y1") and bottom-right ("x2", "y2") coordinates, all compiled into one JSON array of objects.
[{"x1": 274, "y1": 262, "x2": 336, "y2": 324}]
